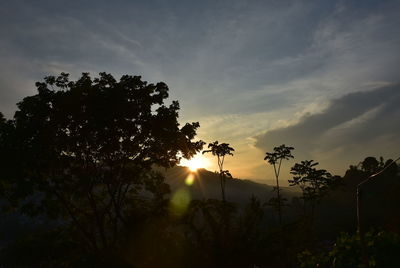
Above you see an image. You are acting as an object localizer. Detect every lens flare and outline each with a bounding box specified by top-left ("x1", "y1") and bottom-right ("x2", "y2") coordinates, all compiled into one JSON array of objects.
[
  {"x1": 169, "y1": 188, "x2": 191, "y2": 217},
  {"x1": 185, "y1": 173, "x2": 195, "y2": 186}
]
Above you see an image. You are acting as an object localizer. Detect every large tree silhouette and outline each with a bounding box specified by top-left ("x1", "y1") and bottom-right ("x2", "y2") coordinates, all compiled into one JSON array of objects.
[{"x1": 0, "y1": 72, "x2": 204, "y2": 257}]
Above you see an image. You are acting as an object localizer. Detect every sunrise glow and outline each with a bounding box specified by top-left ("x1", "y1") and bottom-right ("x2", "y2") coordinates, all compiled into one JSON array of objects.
[{"x1": 180, "y1": 153, "x2": 210, "y2": 172}]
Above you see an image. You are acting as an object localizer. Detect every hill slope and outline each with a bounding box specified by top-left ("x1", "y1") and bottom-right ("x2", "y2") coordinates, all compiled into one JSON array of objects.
[{"x1": 162, "y1": 166, "x2": 299, "y2": 204}]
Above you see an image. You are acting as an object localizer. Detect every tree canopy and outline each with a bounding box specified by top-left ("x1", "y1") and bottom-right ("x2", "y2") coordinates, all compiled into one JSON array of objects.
[
  {"x1": 264, "y1": 144, "x2": 294, "y2": 224},
  {"x1": 203, "y1": 141, "x2": 234, "y2": 202},
  {"x1": 0, "y1": 72, "x2": 204, "y2": 255}
]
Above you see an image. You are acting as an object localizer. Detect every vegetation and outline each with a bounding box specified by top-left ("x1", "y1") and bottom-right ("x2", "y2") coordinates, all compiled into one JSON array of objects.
[
  {"x1": 298, "y1": 230, "x2": 400, "y2": 268},
  {"x1": 289, "y1": 160, "x2": 334, "y2": 225},
  {"x1": 264, "y1": 144, "x2": 294, "y2": 225},
  {"x1": 0, "y1": 73, "x2": 399, "y2": 267},
  {"x1": 203, "y1": 141, "x2": 234, "y2": 202},
  {"x1": 0, "y1": 73, "x2": 204, "y2": 264}
]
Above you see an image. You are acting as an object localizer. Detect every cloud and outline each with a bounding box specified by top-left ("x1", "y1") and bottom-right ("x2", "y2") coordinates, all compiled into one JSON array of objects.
[
  {"x1": 254, "y1": 84, "x2": 400, "y2": 175},
  {"x1": 1, "y1": 0, "x2": 400, "y2": 182},
  {"x1": 2, "y1": 0, "x2": 399, "y2": 118}
]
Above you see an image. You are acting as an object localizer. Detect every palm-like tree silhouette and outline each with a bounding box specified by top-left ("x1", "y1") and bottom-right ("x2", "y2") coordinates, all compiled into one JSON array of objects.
[
  {"x1": 264, "y1": 144, "x2": 294, "y2": 225},
  {"x1": 203, "y1": 141, "x2": 234, "y2": 202}
]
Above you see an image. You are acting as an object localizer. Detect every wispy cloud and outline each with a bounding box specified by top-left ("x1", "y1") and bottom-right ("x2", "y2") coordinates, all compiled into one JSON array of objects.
[{"x1": 0, "y1": 0, "x2": 399, "y2": 181}]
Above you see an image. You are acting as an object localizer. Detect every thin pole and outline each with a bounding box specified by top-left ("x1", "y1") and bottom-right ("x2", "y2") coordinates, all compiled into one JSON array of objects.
[{"x1": 356, "y1": 187, "x2": 362, "y2": 236}]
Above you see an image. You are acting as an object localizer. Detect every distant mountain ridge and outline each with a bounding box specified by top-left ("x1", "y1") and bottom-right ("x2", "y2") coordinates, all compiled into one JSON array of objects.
[{"x1": 161, "y1": 166, "x2": 299, "y2": 204}]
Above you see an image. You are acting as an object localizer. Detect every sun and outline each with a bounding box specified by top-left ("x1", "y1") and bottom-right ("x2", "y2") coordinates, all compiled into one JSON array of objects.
[{"x1": 180, "y1": 154, "x2": 210, "y2": 172}]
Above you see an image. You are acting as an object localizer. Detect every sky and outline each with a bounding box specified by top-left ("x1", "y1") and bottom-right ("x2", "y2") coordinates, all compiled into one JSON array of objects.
[{"x1": 1, "y1": 0, "x2": 399, "y2": 184}]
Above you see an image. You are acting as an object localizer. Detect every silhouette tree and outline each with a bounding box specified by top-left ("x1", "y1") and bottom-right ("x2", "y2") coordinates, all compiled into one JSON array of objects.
[
  {"x1": 0, "y1": 72, "x2": 204, "y2": 258},
  {"x1": 203, "y1": 141, "x2": 234, "y2": 202},
  {"x1": 361, "y1": 157, "x2": 380, "y2": 174},
  {"x1": 289, "y1": 160, "x2": 332, "y2": 223},
  {"x1": 298, "y1": 230, "x2": 400, "y2": 267},
  {"x1": 356, "y1": 156, "x2": 400, "y2": 237},
  {"x1": 264, "y1": 144, "x2": 294, "y2": 224}
]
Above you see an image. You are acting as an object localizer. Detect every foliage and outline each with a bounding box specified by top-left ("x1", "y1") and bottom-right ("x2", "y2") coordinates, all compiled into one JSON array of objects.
[
  {"x1": 289, "y1": 160, "x2": 337, "y2": 230},
  {"x1": 0, "y1": 72, "x2": 204, "y2": 256},
  {"x1": 298, "y1": 230, "x2": 400, "y2": 268},
  {"x1": 361, "y1": 157, "x2": 380, "y2": 174},
  {"x1": 290, "y1": 160, "x2": 333, "y2": 207},
  {"x1": 183, "y1": 197, "x2": 264, "y2": 267},
  {"x1": 264, "y1": 144, "x2": 295, "y2": 166},
  {"x1": 203, "y1": 141, "x2": 234, "y2": 202},
  {"x1": 264, "y1": 144, "x2": 294, "y2": 224}
]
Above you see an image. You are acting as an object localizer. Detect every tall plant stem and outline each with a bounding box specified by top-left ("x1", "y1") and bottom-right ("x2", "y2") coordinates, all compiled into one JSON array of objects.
[{"x1": 274, "y1": 159, "x2": 283, "y2": 225}]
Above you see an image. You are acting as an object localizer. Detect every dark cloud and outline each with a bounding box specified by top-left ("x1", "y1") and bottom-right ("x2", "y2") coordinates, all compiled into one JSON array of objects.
[{"x1": 254, "y1": 85, "x2": 400, "y2": 173}]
